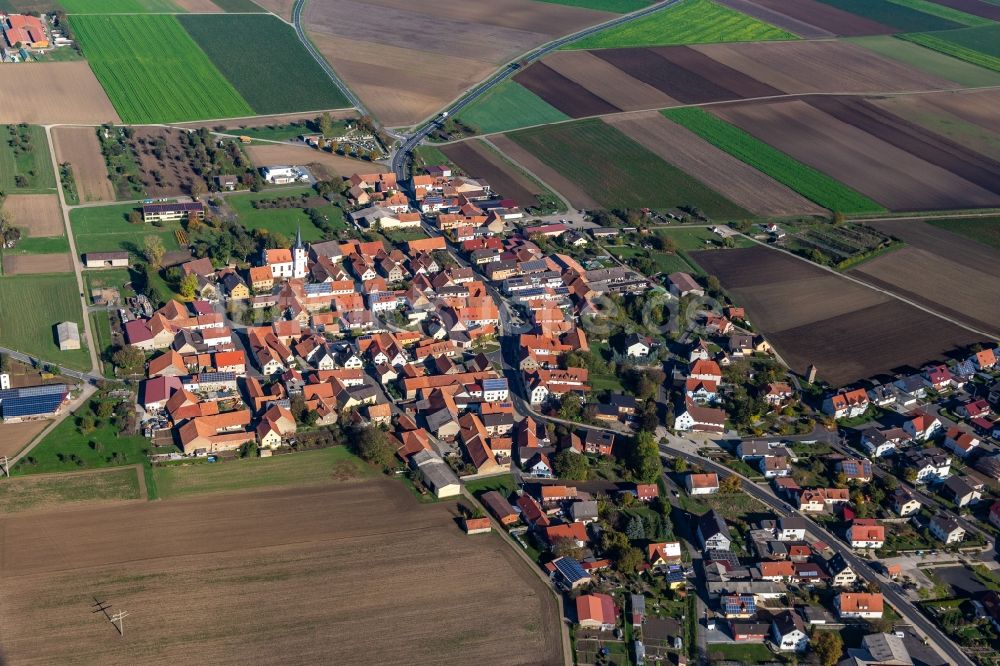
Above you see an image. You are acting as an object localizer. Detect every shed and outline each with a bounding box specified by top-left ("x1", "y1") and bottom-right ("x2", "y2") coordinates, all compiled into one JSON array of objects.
[{"x1": 55, "y1": 321, "x2": 80, "y2": 350}]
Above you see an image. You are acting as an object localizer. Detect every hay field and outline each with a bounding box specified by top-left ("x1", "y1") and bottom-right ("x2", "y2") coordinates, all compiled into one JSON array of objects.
[
  {"x1": 1, "y1": 194, "x2": 64, "y2": 237},
  {"x1": 52, "y1": 127, "x2": 116, "y2": 204},
  {"x1": 304, "y1": 0, "x2": 613, "y2": 126},
  {"x1": 0, "y1": 62, "x2": 120, "y2": 124},
  {"x1": 0, "y1": 273, "x2": 90, "y2": 370},
  {"x1": 0, "y1": 480, "x2": 562, "y2": 665},
  {"x1": 0, "y1": 467, "x2": 144, "y2": 515}
]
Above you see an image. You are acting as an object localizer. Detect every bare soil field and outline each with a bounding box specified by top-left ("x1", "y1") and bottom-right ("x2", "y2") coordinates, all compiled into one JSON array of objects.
[
  {"x1": 749, "y1": 0, "x2": 895, "y2": 35},
  {"x1": 715, "y1": 0, "x2": 834, "y2": 38},
  {"x1": 654, "y1": 46, "x2": 782, "y2": 99},
  {"x1": 594, "y1": 48, "x2": 745, "y2": 104},
  {"x1": 489, "y1": 134, "x2": 599, "y2": 209},
  {"x1": 714, "y1": 99, "x2": 1000, "y2": 211},
  {"x1": 872, "y1": 94, "x2": 1000, "y2": 161},
  {"x1": 304, "y1": 0, "x2": 612, "y2": 126},
  {"x1": 441, "y1": 140, "x2": 543, "y2": 208},
  {"x1": 244, "y1": 143, "x2": 385, "y2": 178},
  {"x1": 177, "y1": 109, "x2": 357, "y2": 131},
  {"x1": 3, "y1": 253, "x2": 75, "y2": 275},
  {"x1": 889, "y1": 89, "x2": 1000, "y2": 135},
  {"x1": 0, "y1": 480, "x2": 561, "y2": 666},
  {"x1": 253, "y1": 0, "x2": 295, "y2": 19},
  {"x1": 929, "y1": 0, "x2": 1000, "y2": 20},
  {"x1": 806, "y1": 97, "x2": 1000, "y2": 197},
  {"x1": 605, "y1": 112, "x2": 825, "y2": 216},
  {"x1": 544, "y1": 50, "x2": 677, "y2": 112},
  {"x1": 514, "y1": 63, "x2": 621, "y2": 117},
  {"x1": 691, "y1": 246, "x2": 982, "y2": 386},
  {"x1": 871, "y1": 218, "x2": 1000, "y2": 279},
  {"x1": 0, "y1": 62, "x2": 120, "y2": 125},
  {"x1": 691, "y1": 41, "x2": 957, "y2": 94},
  {"x1": 52, "y1": 127, "x2": 116, "y2": 203},
  {"x1": 1, "y1": 194, "x2": 63, "y2": 237},
  {"x1": 0, "y1": 420, "x2": 48, "y2": 458},
  {"x1": 850, "y1": 246, "x2": 1000, "y2": 335}
]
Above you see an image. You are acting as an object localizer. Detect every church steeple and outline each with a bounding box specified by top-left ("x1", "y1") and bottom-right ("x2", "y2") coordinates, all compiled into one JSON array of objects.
[{"x1": 294, "y1": 224, "x2": 303, "y2": 250}]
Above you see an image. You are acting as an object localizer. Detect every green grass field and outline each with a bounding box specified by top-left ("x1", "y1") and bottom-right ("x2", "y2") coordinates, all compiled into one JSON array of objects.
[
  {"x1": 663, "y1": 108, "x2": 885, "y2": 214},
  {"x1": 464, "y1": 473, "x2": 516, "y2": 497},
  {"x1": 178, "y1": 14, "x2": 349, "y2": 115},
  {"x1": 888, "y1": 0, "x2": 993, "y2": 27},
  {"x1": 153, "y1": 446, "x2": 376, "y2": 499},
  {"x1": 89, "y1": 310, "x2": 115, "y2": 377},
  {"x1": 607, "y1": 245, "x2": 699, "y2": 274},
  {"x1": 71, "y1": 14, "x2": 254, "y2": 123},
  {"x1": 207, "y1": 0, "x2": 265, "y2": 10},
  {"x1": 226, "y1": 187, "x2": 332, "y2": 240},
  {"x1": 2, "y1": 236, "x2": 70, "y2": 255},
  {"x1": 70, "y1": 203, "x2": 181, "y2": 259},
  {"x1": 0, "y1": 467, "x2": 142, "y2": 514},
  {"x1": 458, "y1": 80, "x2": 571, "y2": 134},
  {"x1": 0, "y1": 274, "x2": 90, "y2": 370},
  {"x1": 536, "y1": 0, "x2": 653, "y2": 11},
  {"x1": 507, "y1": 118, "x2": 749, "y2": 217},
  {"x1": 59, "y1": 0, "x2": 181, "y2": 11},
  {"x1": 927, "y1": 216, "x2": 1000, "y2": 249},
  {"x1": 0, "y1": 124, "x2": 57, "y2": 194},
  {"x1": 564, "y1": 0, "x2": 795, "y2": 49},
  {"x1": 849, "y1": 35, "x2": 1000, "y2": 86},
  {"x1": 900, "y1": 25, "x2": 1000, "y2": 72},
  {"x1": 817, "y1": 0, "x2": 965, "y2": 31}
]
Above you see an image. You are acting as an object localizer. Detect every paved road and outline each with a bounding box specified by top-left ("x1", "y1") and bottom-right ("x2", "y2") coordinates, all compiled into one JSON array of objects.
[
  {"x1": 663, "y1": 444, "x2": 976, "y2": 666},
  {"x1": 292, "y1": 0, "x2": 366, "y2": 115},
  {"x1": 0, "y1": 345, "x2": 102, "y2": 384},
  {"x1": 389, "y1": 0, "x2": 684, "y2": 181}
]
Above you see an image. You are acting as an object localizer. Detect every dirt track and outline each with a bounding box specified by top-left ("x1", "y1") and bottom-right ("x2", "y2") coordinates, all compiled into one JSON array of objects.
[
  {"x1": 0, "y1": 479, "x2": 561, "y2": 665},
  {"x1": 606, "y1": 112, "x2": 825, "y2": 216},
  {"x1": 1, "y1": 194, "x2": 64, "y2": 237},
  {"x1": 52, "y1": 127, "x2": 116, "y2": 203},
  {"x1": 0, "y1": 62, "x2": 120, "y2": 125},
  {"x1": 3, "y1": 253, "x2": 75, "y2": 275},
  {"x1": 441, "y1": 141, "x2": 542, "y2": 208}
]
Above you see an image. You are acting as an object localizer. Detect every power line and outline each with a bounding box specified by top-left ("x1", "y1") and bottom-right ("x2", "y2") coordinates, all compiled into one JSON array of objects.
[{"x1": 0, "y1": 456, "x2": 8, "y2": 478}]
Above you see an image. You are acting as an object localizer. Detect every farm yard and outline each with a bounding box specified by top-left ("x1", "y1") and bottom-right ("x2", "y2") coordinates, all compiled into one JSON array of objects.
[
  {"x1": 690, "y1": 245, "x2": 984, "y2": 387},
  {"x1": 505, "y1": 118, "x2": 749, "y2": 217},
  {"x1": 440, "y1": 140, "x2": 552, "y2": 211},
  {"x1": 0, "y1": 480, "x2": 563, "y2": 665},
  {"x1": 563, "y1": 0, "x2": 795, "y2": 49},
  {"x1": 303, "y1": 0, "x2": 615, "y2": 126},
  {"x1": 0, "y1": 273, "x2": 90, "y2": 370},
  {"x1": 52, "y1": 127, "x2": 116, "y2": 204},
  {"x1": 0, "y1": 62, "x2": 120, "y2": 125}
]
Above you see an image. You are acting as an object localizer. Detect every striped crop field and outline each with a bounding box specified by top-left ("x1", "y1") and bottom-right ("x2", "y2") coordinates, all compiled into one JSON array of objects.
[
  {"x1": 70, "y1": 15, "x2": 253, "y2": 123},
  {"x1": 663, "y1": 108, "x2": 885, "y2": 213},
  {"x1": 899, "y1": 25, "x2": 1000, "y2": 72}
]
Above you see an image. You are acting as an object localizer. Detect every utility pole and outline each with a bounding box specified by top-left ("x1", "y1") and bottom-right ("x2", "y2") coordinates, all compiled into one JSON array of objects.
[
  {"x1": 111, "y1": 610, "x2": 129, "y2": 637},
  {"x1": 0, "y1": 456, "x2": 8, "y2": 477}
]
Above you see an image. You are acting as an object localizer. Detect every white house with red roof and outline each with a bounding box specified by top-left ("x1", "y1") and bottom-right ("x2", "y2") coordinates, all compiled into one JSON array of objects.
[{"x1": 903, "y1": 411, "x2": 942, "y2": 441}]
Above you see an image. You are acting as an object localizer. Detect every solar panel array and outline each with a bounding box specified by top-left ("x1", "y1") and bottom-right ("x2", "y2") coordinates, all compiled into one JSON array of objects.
[
  {"x1": 0, "y1": 384, "x2": 68, "y2": 418},
  {"x1": 722, "y1": 595, "x2": 756, "y2": 616},
  {"x1": 554, "y1": 557, "x2": 588, "y2": 583}
]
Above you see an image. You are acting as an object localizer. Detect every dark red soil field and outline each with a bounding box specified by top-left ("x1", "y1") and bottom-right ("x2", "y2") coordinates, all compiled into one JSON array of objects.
[
  {"x1": 593, "y1": 49, "x2": 738, "y2": 104},
  {"x1": 806, "y1": 97, "x2": 1000, "y2": 197},
  {"x1": 751, "y1": 0, "x2": 895, "y2": 35},
  {"x1": 514, "y1": 63, "x2": 621, "y2": 117},
  {"x1": 691, "y1": 246, "x2": 983, "y2": 386},
  {"x1": 653, "y1": 46, "x2": 782, "y2": 99},
  {"x1": 715, "y1": 0, "x2": 834, "y2": 37},
  {"x1": 928, "y1": 0, "x2": 1000, "y2": 20},
  {"x1": 440, "y1": 140, "x2": 542, "y2": 208}
]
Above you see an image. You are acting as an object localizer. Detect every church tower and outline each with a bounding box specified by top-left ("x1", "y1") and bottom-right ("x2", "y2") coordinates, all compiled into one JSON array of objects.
[{"x1": 292, "y1": 225, "x2": 308, "y2": 279}]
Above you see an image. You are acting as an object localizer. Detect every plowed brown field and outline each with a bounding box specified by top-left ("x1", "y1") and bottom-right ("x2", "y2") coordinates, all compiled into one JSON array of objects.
[
  {"x1": 0, "y1": 62, "x2": 119, "y2": 124},
  {"x1": 304, "y1": 0, "x2": 612, "y2": 126},
  {"x1": 715, "y1": 0, "x2": 834, "y2": 37},
  {"x1": 489, "y1": 134, "x2": 599, "y2": 210},
  {"x1": 714, "y1": 99, "x2": 1000, "y2": 211},
  {"x1": 872, "y1": 92, "x2": 1000, "y2": 160},
  {"x1": 750, "y1": 0, "x2": 894, "y2": 35},
  {"x1": 0, "y1": 420, "x2": 48, "y2": 458},
  {"x1": 1, "y1": 194, "x2": 63, "y2": 237},
  {"x1": 3, "y1": 253, "x2": 74, "y2": 275},
  {"x1": 441, "y1": 140, "x2": 543, "y2": 208},
  {"x1": 929, "y1": 0, "x2": 1000, "y2": 20},
  {"x1": 691, "y1": 245, "x2": 982, "y2": 386},
  {"x1": 605, "y1": 112, "x2": 824, "y2": 216},
  {"x1": 52, "y1": 127, "x2": 115, "y2": 203},
  {"x1": 514, "y1": 63, "x2": 621, "y2": 117},
  {"x1": 544, "y1": 51, "x2": 676, "y2": 112},
  {"x1": 0, "y1": 479, "x2": 561, "y2": 665}
]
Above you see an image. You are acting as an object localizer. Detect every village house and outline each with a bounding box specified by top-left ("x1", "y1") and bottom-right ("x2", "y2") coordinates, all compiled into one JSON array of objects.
[
  {"x1": 903, "y1": 411, "x2": 942, "y2": 441},
  {"x1": 847, "y1": 519, "x2": 885, "y2": 550},
  {"x1": 836, "y1": 593, "x2": 884, "y2": 619},
  {"x1": 823, "y1": 388, "x2": 869, "y2": 419},
  {"x1": 929, "y1": 514, "x2": 965, "y2": 544},
  {"x1": 686, "y1": 472, "x2": 719, "y2": 495}
]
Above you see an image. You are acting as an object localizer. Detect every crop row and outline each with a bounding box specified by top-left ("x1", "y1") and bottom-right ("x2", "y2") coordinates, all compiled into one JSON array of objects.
[
  {"x1": 900, "y1": 29, "x2": 1000, "y2": 72},
  {"x1": 662, "y1": 107, "x2": 885, "y2": 214}
]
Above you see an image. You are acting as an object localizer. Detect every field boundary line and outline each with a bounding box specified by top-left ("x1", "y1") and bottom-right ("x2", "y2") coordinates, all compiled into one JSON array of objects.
[
  {"x1": 292, "y1": 0, "x2": 365, "y2": 115},
  {"x1": 479, "y1": 137, "x2": 574, "y2": 213}
]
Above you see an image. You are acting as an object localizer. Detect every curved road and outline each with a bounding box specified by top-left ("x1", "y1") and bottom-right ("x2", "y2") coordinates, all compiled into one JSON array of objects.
[{"x1": 292, "y1": 0, "x2": 367, "y2": 115}]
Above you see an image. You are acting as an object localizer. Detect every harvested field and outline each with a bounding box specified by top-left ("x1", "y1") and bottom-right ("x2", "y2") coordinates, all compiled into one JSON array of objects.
[
  {"x1": 3, "y1": 253, "x2": 74, "y2": 275},
  {"x1": 653, "y1": 45, "x2": 782, "y2": 98},
  {"x1": 929, "y1": 0, "x2": 1000, "y2": 21},
  {"x1": 885, "y1": 88, "x2": 1000, "y2": 134},
  {"x1": 850, "y1": 245, "x2": 1000, "y2": 335},
  {"x1": 1, "y1": 194, "x2": 63, "y2": 237},
  {"x1": 0, "y1": 60, "x2": 121, "y2": 125},
  {"x1": 252, "y1": 0, "x2": 294, "y2": 19},
  {"x1": 0, "y1": 467, "x2": 143, "y2": 515},
  {"x1": 544, "y1": 50, "x2": 677, "y2": 111},
  {"x1": 691, "y1": 245, "x2": 983, "y2": 386},
  {"x1": 749, "y1": 0, "x2": 894, "y2": 35},
  {"x1": 441, "y1": 140, "x2": 543, "y2": 209},
  {"x1": 848, "y1": 35, "x2": 1000, "y2": 87},
  {"x1": 593, "y1": 48, "x2": 745, "y2": 103},
  {"x1": 0, "y1": 420, "x2": 48, "y2": 458},
  {"x1": 870, "y1": 218, "x2": 1000, "y2": 275},
  {"x1": 304, "y1": 0, "x2": 613, "y2": 126},
  {"x1": 714, "y1": 99, "x2": 1000, "y2": 210},
  {"x1": 52, "y1": 128, "x2": 115, "y2": 203},
  {"x1": 605, "y1": 112, "x2": 825, "y2": 216},
  {"x1": 514, "y1": 62, "x2": 621, "y2": 117},
  {"x1": 0, "y1": 480, "x2": 562, "y2": 665},
  {"x1": 714, "y1": 0, "x2": 834, "y2": 37},
  {"x1": 173, "y1": 0, "x2": 227, "y2": 10},
  {"x1": 690, "y1": 40, "x2": 957, "y2": 94},
  {"x1": 805, "y1": 96, "x2": 1000, "y2": 197},
  {"x1": 244, "y1": 143, "x2": 384, "y2": 178},
  {"x1": 489, "y1": 134, "x2": 599, "y2": 209}
]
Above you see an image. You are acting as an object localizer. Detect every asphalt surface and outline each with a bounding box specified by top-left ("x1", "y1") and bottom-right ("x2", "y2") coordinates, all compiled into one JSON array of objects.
[{"x1": 0, "y1": 345, "x2": 102, "y2": 385}]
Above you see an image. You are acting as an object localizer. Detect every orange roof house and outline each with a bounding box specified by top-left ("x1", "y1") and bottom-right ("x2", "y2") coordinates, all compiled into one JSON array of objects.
[
  {"x1": 3, "y1": 14, "x2": 48, "y2": 48},
  {"x1": 576, "y1": 594, "x2": 615, "y2": 628}
]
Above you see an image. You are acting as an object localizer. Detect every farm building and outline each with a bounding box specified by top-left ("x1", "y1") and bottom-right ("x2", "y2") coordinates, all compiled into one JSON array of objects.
[
  {"x1": 55, "y1": 321, "x2": 80, "y2": 350},
  {"x1": 0, "y1": 384, "x2": 69, "y2": 421},
  {"x1": 261, "y1": 166, "x2": 308, "y2": 185},
  {"x1": 83, "y1": 251, "x2": 130, "y2": 269},
  {"x1": 410, "y1": 450, "x2": 461, "y2": 498},
  {"x1": 2, "y1": 14, "x2": 48, "y2": 49},
  {"x1": 142, "y1": 201, "x2": 205, "y2": 224}
]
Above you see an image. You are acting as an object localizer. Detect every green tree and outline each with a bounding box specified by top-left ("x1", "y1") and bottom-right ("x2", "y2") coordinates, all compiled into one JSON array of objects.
[
  {"x1": 814, "y1": 630, "x2": 843, "y2": 666},
  {"x1": 617, "y1": 546, "x2": 643, "y2": 574},
  {"x1": 552, "y1": 449, "x2": 590, "y2": 481},
  {"x1": 353, "y1": 426, "x2": 394, "y2": 469},
  {"x1": 96, "y1": 400, "x2": 114, "y2": 420},
  {"x1": 628, "y1": 431, "x2": 663, "y2": 484},
  {"x1": 719, "y1": 475, "x2": 742, "y2": 494},
  {"x1": 625, "y1": 515, "x2": 645, "y2": 540},
  {"x1": 319, "y1": 112, "x2": 335, "y2": 137},
  {"x1": 673, "y1": 457, "x2": 688, "y2": 474},
  {"x1": 128, "y1": 210, "x2": 142, "y2": 225},
  {"x1": 112, "y1": 346, "x2": 145, "y2": 372},
  {"x1": 179, "y1": 273, "x2": 199, "y2": 300},
  {"x1": 143, "y1": 235, "x2": 165, "y2": 268},
  {"x1": 78, "y1": 413, "x2": 96, "y2": 434}
]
